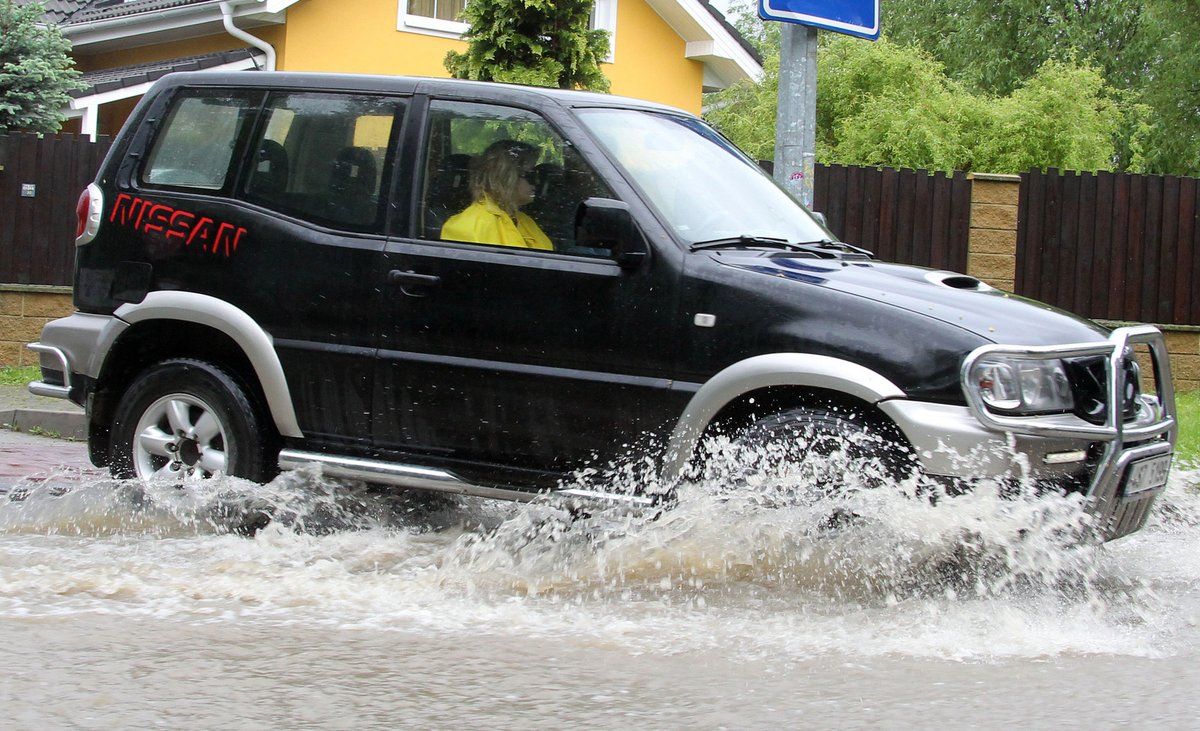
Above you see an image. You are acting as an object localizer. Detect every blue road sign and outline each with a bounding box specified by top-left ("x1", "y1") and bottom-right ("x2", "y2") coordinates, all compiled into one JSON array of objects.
[{"x1": 759, "y1": 0, "x2": 881, "y2": 40}]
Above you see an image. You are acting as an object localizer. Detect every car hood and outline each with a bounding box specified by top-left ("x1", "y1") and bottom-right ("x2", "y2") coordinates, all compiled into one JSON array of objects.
[{"x1": 716, "y1": 253, "x2": 1109, "y2": 346}]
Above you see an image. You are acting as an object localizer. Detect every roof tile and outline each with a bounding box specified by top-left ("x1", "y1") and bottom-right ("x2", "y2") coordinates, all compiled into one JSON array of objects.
[{"x1": 73, "y1": 48, "x2": 262, "y2": 98}]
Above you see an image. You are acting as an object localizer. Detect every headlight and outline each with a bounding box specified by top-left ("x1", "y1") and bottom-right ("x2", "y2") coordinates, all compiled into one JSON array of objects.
[{"x1": 970, "y1": 356, "x2": 1074, "y2": 414}]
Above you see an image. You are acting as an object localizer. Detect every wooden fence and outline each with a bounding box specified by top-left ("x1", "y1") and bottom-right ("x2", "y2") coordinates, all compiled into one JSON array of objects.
[
  {"x1": 1017, "y1": 169, "x2": 1199, "y2": 326},
  {"x1": 814, "y1": 164, "x2": 971, "y2": 273},
  {"x1": 4, "y1": 133, "x2": 1199, "y2": 330},
  {"x1": 0, "y1": 133, "x2": 112, "y2": 287}
]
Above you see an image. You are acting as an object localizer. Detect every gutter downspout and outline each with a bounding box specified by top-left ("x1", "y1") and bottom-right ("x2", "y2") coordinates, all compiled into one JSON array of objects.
[{"x1": 220, "y1": 1, "x2": 276, "y2": 71}]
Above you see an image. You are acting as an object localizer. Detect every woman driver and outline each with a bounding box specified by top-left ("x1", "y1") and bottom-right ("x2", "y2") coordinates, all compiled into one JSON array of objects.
[{"x1": 441, "y1": 139, "x2": 553, "y2": 250}]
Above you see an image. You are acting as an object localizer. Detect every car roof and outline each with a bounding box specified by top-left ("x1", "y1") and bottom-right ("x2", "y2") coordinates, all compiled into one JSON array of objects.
[{"x1": 153, "y1": 70, "x2": 691, "y2": 116}]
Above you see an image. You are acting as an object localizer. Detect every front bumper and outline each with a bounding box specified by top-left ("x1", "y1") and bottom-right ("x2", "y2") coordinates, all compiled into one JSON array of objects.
[{"x1": 884, "y1": 325, "x2": 1176, "y2": 541}]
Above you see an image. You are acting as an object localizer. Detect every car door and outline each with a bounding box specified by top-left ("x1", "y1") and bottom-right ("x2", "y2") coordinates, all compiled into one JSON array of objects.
[
  {"x1": 226, "y1": 90, "x2": 405, "y2": 444},
  {"x1": 373, "y1": 98, "x2": 685, "y2": 480}
]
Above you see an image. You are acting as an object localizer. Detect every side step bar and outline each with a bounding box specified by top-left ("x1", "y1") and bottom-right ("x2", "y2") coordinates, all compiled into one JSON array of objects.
[{"x1": 277, "y1": 449, "x2": 657, "y2": 508}]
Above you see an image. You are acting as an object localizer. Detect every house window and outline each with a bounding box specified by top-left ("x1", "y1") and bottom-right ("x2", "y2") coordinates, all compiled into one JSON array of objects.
[
  {"x1": 408, "y1": 0, "x2": 465, "y2": 22},
  {"x1": 400, "y1": 0, "x2": 616, "y2": 54},
  {"x1": 400, "y1": 0, "x2": 468, "y2": 35}
]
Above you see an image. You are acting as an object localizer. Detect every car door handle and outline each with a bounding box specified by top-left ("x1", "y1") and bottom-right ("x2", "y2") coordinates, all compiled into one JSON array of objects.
[{"x1": 388, "y1": 269, "x2": 441, "y2": 287}]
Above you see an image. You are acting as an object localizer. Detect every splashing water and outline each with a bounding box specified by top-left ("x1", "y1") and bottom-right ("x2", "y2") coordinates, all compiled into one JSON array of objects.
[{"x1": 0, "y1": 436, "x2": 1197, "y2": 663}]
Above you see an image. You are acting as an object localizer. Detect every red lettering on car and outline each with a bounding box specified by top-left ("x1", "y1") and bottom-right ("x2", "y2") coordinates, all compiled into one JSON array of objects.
[
  {"x1": 106, "y1": 194, "x2": 246, "y2": 258},
  {"x1": 166, "y1": 210, "x2": 195, "y2": 243}
]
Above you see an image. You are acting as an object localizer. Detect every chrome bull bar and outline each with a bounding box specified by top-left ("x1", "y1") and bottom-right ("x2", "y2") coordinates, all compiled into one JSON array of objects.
[{"x1": 961, "y1": 325, "x2": 1177, "y2": 532}]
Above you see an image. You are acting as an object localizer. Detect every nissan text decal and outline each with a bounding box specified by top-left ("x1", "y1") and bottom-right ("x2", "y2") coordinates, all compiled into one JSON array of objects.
[{"x1": 110, "y1": 194, "x2": 247, "y2": 257}]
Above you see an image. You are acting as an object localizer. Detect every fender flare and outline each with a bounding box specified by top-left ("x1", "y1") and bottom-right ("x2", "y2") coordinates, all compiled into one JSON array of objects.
[
  {"x1": 661, "y1": 353, "x2": 905, "y2": 482},
  {"x1": 114, "y1": 291, "x2": 304, "y2": 438}
]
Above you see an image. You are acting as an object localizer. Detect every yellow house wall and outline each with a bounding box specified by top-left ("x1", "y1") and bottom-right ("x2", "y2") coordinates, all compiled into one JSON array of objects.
[
  {"x1": 604, "y1": 0, "x2": 705, "y2": 113},
  {"x1": 72, "y1": 0, "x2": 708, "y2": 135},
  {"x1": 280, "y1": 0, "x2": 459, "y2": 78},
  {"x1": 280, "y1": 0, "x2": 705, "y2": 112}
]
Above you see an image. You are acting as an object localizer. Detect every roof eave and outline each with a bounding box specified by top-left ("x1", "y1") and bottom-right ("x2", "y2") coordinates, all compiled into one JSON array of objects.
[
  {"x1": 647, "y1": 0, "x2": 764, "y2": 88},
  {"x1": 62, "y1": 0, "x2": 297, "y2": 52}
]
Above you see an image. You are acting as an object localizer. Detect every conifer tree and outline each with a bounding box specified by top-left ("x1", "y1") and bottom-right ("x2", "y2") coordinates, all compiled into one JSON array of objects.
[
  {"x1": 445, "y1": 0, "x2": 610, "y2": 92},
  {"x1": 0, "y1": 1, "x2": 84, "y2": 133}
]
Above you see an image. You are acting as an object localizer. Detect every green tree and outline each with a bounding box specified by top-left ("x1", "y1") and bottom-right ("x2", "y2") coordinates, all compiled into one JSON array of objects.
[
  {"x1": 704, "y1": 31, "x2": 1134, "y2": 174},
  {"x1": 444, "y1": 0, "x2": 610, "y2": 91},
  {"x1": 0, "y1": 0, "x2": 83, "y2": 133},
  {"x1": 704, "y1": 50, "x2": 779, "y2": 162},
  {"x1": 884, "y1": 0, "x2": 1199, "y2": 175}
]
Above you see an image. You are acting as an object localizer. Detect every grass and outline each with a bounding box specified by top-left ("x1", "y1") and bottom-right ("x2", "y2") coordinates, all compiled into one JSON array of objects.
[
  {"x1": 0, "y1": 366, "x2": 39, "y2": 386},
  {"x1": 1176, "y1": 390, "x2": 1200, "y2": 468}
]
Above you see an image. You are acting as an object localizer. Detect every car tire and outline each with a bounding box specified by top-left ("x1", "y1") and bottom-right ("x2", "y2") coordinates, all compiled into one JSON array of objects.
[
  {"x1": 109, "y1": 358, "x2": 274, "y2": 483},
  {"x1": 730, "y1": 404, "x2": 914, "y2": 500}
]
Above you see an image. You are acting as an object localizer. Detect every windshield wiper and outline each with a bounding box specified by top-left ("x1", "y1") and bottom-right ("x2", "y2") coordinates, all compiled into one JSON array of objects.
[
  {"x1": 788, "y1": 240, "x2": 875, "y2": 259},
  {"x1": 689, "y1": 235, "x2": 794, "y2": 251},
  {"x1": 689, "y1": 236, "x2": 876, "y2": 259}
]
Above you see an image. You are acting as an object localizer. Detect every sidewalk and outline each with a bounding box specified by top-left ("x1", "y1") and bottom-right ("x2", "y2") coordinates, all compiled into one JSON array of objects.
[{"x1": 0, "y1": 383, "x2": 85, "y2": 441}]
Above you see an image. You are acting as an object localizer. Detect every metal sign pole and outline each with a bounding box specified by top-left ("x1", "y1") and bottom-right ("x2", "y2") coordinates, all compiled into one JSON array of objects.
[{"x1": 773, "y1": 22, "x2": 819, "y2": 208}]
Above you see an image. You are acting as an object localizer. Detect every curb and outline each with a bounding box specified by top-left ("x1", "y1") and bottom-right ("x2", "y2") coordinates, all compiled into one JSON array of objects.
[{"x1": 0, "y1": 408, "x2": 86, "y2": 441}]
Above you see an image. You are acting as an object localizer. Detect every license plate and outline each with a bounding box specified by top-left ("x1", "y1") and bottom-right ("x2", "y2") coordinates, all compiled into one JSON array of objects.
[{"x1": 1122, "y1": 454, "x2": 1172, "y2": 497}]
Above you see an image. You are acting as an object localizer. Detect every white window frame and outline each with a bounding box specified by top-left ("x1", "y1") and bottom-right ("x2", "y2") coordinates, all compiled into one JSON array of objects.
[
  {"x1": 397, "y1": 0, "x2": 469, "y2": 38},
  {"x1": 398, "y1": 0, "x2": 617, "y2": 61},
  {"x1": 593, "y1": 0, "x2": 617, "y2": 63}
]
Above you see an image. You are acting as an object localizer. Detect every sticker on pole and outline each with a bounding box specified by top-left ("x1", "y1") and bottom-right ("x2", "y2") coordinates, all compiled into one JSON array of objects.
[{"x1": 759, "y1": 0, "x2": 881, "y2": 40}]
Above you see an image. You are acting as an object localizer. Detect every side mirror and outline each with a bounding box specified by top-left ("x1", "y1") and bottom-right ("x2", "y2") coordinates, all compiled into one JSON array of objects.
[{"x1": 576, "y1": 197, "x2": 648, "y2": 270}]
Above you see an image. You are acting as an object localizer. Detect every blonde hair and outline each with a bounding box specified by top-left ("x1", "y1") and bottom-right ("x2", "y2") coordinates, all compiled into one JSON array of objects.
[{"x1": 470, "y1": 139, "x2": 538, "y2": 217}]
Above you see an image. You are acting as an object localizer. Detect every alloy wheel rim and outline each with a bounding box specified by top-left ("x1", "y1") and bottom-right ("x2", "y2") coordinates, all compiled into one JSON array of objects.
[{"x1": 132, "y1": 393, "x2": 229, "y2": 480}]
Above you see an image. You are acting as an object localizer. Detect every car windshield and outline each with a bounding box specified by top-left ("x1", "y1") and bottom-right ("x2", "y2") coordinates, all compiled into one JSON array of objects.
[{"x1": 576, "y1": 108, "x2": 832, "y2": 247}]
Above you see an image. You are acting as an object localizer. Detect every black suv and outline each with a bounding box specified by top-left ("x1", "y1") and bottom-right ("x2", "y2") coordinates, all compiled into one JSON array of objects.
[{"x1": 30, "y1": 71, "x2": 1176, "y2": 541}]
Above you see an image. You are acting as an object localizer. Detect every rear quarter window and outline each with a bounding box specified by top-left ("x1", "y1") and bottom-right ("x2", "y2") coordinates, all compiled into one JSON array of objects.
[{"x1": 141, "y1": 92, "x2": 256, "y2": 190}]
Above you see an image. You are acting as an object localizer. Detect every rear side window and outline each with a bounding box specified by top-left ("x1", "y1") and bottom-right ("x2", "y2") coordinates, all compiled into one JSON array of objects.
[
  {"x1": 243, "y1": 92, "x2": 404, "y2": 232},
  {"x1": 142, "y1": 92, "x2": 254, "y2": 190}
]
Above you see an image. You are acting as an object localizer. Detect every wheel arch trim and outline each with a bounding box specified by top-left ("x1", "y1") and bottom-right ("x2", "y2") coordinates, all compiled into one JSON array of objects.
[
  {"x1": 114, "y1": 291, "x2": 303, "y2": 438},
  {"x1": 662, "y1": 353, "x2": 906, "y2": 482}
]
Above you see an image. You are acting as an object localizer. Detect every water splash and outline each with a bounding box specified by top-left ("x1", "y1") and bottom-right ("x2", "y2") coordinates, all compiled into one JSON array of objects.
[{"x1": 0, "y1": 442, "x2": 1196, "y2": 661}]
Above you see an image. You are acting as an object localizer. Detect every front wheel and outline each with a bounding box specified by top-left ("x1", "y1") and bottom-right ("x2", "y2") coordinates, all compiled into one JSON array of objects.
[
  {"x1": 725, "y1": 404, "x2": 915, "y2": 502},
  {"x1": 109, "y1": 359, "x2": 274, "y2": 483}
]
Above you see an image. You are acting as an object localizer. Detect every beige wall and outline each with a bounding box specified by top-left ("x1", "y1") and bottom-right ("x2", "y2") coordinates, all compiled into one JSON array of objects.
[
  {"x1": 0, "y1": 287, "x2": 74, "y2": 368},
  {"x1": 966, "y1": 173, "x2": 1020, "y2": 292}
]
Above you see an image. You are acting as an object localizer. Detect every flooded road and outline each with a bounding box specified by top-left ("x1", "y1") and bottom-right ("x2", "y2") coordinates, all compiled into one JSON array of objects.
[{"x1": 2, "y1": 430, "x2": 1198, "y2": 728}]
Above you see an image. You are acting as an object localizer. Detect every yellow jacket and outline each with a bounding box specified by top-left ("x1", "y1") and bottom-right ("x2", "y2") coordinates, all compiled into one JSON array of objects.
[{"x1": 441, "y1": 196, "x2": 553, "y2": 250}]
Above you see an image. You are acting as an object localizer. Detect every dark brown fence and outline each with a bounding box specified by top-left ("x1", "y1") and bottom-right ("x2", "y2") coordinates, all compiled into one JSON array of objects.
[
  {"x1": 0, "y1": 132, "x2": 112, "y2": 287},
  {"x1": 814, "y1": 164, "x2": 971, "y2": 272},
  {"x1": 1017, "y1": 169, "x2": 1199, "y2": 326},
  {"x1": 6, "y1": 134, "x2": 1199, "y2": 328}
]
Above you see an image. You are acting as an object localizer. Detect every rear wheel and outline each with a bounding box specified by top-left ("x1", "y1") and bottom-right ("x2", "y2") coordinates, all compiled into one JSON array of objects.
[{"x1": 109, "y1": 359, "x2": 274, "y2": 482}]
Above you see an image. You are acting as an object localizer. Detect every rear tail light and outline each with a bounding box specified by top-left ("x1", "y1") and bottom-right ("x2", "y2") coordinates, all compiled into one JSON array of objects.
[{"x1": 75, "y1": 183, "x2": 103, "y2": 245}]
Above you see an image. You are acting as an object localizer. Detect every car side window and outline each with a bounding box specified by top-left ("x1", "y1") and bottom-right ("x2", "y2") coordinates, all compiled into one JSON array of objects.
[
  {"x1": 243, "y1": 92, "x2": 404, "y2": 232},
  {"x1": 141, "y1": 92, "x2": 255, "y2": 190},
  {"x1": 419, "y1": 100, "x2": 613, "y2": 256}
]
